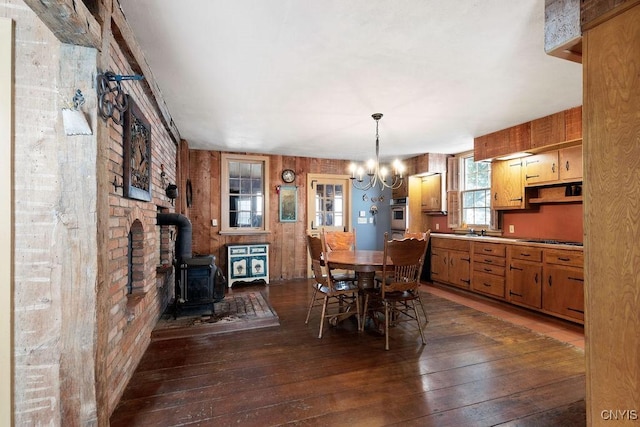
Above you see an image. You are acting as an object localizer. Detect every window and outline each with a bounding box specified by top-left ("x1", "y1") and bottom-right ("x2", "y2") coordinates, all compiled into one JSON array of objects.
[
  {"x1": 221, "y1": 154, "x2": 270, "y2": 233},
  {"x1": 461, "y1": 154, "x2": 491, "y2": 228}
]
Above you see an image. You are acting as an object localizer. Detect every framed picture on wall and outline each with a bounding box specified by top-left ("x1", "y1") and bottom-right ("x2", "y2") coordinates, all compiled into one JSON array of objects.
[
  {"x1": 123, "y1": 96, "x2": 152, "y2": 201},
  {"x1": 279, "y1": 185, "x2": 297, "y2": 222}
]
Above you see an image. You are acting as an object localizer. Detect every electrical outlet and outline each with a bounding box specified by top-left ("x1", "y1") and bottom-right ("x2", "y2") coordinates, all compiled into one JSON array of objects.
[
  {"x1": 509, "y1": 224, "x2": 515, "y2": 233},
  {"x1": 211, "y1": 219, "x2": 218, "y2": 227},
  {"x1": 435, "y1": 223, "x2": 440, "y2": 230}
]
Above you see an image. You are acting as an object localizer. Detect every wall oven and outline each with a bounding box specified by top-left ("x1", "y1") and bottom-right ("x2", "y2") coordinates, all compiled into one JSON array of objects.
[{"x1": 390, "y1": 198, "x2": 408, "y2": 232}]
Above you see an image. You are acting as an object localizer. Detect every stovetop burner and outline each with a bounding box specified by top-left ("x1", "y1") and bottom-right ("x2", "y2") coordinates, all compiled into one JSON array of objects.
[{"x1": 519, "y1": 239, "x2": 583, "y2": 246}]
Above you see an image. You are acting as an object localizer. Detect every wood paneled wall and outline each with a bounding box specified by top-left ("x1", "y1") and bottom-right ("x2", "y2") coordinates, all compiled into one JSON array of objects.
[
  {"x1": 186, "y1": 150, "x2": 352, "y2": 280},
  {"x1": 583, "y1": 2, "x2": 640, "y2": 424}
]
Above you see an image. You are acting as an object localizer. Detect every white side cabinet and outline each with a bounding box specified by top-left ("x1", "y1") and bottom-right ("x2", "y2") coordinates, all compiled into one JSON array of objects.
[{"x1": 226, "y1": 243, "x2": 269, "y2": 288}]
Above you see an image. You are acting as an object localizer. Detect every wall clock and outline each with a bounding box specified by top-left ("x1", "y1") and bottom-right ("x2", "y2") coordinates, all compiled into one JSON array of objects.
[{"x1": 281, "y1": 169, "x2": 296, "y2": 183}]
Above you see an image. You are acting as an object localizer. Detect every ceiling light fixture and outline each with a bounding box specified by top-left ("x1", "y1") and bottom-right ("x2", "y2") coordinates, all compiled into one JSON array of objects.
[{"x1": 349, "y1": 113, "x2": 405, "y2": 191}]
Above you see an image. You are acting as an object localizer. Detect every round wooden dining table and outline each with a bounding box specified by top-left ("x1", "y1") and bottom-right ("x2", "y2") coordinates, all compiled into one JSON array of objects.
[{"x1": 325, "y1": 249, "x2": 390, "y2": 289}]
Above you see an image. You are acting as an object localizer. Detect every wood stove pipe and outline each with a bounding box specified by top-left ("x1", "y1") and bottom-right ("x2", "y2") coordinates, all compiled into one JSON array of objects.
[{"x1": 157, "y1": 213, "x2": 192, "y2": 261}]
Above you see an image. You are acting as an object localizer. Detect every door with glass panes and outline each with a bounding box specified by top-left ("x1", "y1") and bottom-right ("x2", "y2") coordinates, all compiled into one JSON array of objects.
[{"x1": 306, "y1": 174, "x2": 352, "y2": 276}]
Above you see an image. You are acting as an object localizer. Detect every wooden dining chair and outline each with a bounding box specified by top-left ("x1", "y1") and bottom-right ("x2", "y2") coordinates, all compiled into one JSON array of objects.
[
  {"x1": 321, "y1": 228, "x2": 356, "y2": 252},
  {"x1": 305, "y1": 235, "x2": 360, "y2": 338},
  {"x1": 321, "y1": 228, "x2": 357, "y2": 278},
  {"x1": 403, "y1": 229, "x2": 431, "y2": 240},
  {"x1": 361, "y1": 232, "x2": 430, "y2": 350}
]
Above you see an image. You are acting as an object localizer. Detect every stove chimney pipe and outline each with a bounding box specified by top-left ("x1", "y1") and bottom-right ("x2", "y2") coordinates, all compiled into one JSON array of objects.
[{"x1": 157, "y1": 213, "x2": 192, "y2": 261}]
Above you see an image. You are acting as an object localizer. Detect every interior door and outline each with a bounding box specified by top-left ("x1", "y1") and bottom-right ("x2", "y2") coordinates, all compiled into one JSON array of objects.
[{"x1": 306, "y1": 174, "x2": 351, "y2": 275}]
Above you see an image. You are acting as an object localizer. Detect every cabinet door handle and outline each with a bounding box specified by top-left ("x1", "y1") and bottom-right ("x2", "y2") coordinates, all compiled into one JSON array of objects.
[
  {"x1": 565, "y1": 160, "x2": 570, "y2": 171},
  {"x1": 509, "y1": 197, "x2": 523, "y2": 202},
  {"x1": 526, "y1": 174, "x2": 539, "y2": 180},
  {"x1": 461, "y1": 279, "x2": 470, "y2": 284},
  {"x1": 534, "y1": 273, "x2": 538, "y2": 284},
  {"x1": 558, "y1": 257, "x2": 571, "y2": 261},
  {"x1": 509, "y1": 290, "x2": 523, "y2": 297},
  {"x1": 510, "y1": 264, "x2": 523, "y2": 271},
  {"x1": 484, "y1": 258, "x2": 493, "y2": 263},
  {"x1": 483, "y1": 248, "x2": 492, "y2": 252},
  {"x1": 484, "y1": 268, "x2": 492, "y2": 272},
  {"x1": 483, "y1": 282, "x2": 491, "y2": 287},
  {"x1": 548, "y1": 276, "x2": 552, "y2": 286},
  {"x1": 494, "y1": 192, "x2": 498, "y2": 201},
  {"x1": 552, "y1": 162, "x2": 556, "y2": 173},
  {"x1": 462, "y1": 257, "x2": 470, "y2": 262},
  {"x1": 520, "y1": 253, "x2": 530, "y2": 257}
]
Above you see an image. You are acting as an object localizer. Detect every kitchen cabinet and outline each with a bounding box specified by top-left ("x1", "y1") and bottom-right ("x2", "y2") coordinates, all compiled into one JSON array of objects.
[
  {"x1": 531, "y1": 111, "x2": 565, "y2": 149},
  {"x1": 524, "y1": 151, "x2": 559, "y2": 186},
  {"x1": 474, "y1": 123, "x2": 531, "y2": 161},
  {"x1": 558, "y1": 145, "x2": 582, "y2": 181},
  {"x1": 525, "y1": 145, "x2": 582, "y2": 187},
  {"x1": 507, "y1": 246, "x2": 543, "y2": 309},
  {"x1": 431, "y1": 238, "x2": 470, "y2": 289},
  {"x1": 542, "y1": 249, "x2": 584, "y2": 322},
  {"x1": 564, "y1": 106, "x2": 582, "y2": 141},
  {"x1": 491, "y1": 158, "x2": 525, "y2": 209},
  {"x1": 391, "y1": 177, "x2": 408, "y2": 199},
  {"x1": 472, "y1": 242, "x2": 506, "y2": 298},
  {"x1": 421, "y1": 173, "x2": 446, "y2": 213}
]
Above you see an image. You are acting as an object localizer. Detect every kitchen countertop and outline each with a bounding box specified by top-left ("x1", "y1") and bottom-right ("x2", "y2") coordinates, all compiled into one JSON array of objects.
[{"x1": 431, "y1": 233, "x2": 584, "y2": 251}]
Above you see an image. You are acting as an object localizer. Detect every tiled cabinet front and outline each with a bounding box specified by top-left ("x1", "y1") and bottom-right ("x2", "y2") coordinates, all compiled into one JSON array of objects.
[{"x1": 227, "y1": 243, "x2": 269, "y2": 287}]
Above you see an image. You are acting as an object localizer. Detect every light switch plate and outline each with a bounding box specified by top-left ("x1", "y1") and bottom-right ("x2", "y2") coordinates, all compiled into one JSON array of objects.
[{"x1": 509, "y1": 225, "x2": 515, "y2": 233}]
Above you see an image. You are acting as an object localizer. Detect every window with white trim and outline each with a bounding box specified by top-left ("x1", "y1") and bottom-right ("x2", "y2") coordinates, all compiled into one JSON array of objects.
[
  {"x1": 461, "y1": 153, "x2": 491, "y2": 228},
  {"x1": 221, "y1": 153, "x2": 270, "y2": 233}
]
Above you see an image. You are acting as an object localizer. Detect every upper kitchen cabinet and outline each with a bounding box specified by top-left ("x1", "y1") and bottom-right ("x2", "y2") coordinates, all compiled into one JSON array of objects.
[
  {"x1": 475, "y1": 106, "x2": 582, "y2": 162},
  {"x1": 491, "y1": 158, "x2": 526, "y2": 209},
  {"x1": 531, "y1": 112, "x2": 565, "y2": 149},
  {"x1": 421, "y1": 173, "x2": 447, "y2": 213},
  {"x1": 564, "y1": 106, "x2": 582, "y2": 141},
  {"x1": 391, "y1": 177, "x2": 408, "y2": 199},
  {"x1": 474, "y1": 123, "x2": 531, "y2": 161},
  {"x1": 524, "y1": 144, "x2": 583, "y2": 186},
  {"x1": 524, "y1": 151, "x2": 559, "y2": 186},
  {"x1": 558, "y1": 144, "x2": 583, "y2": 181}
]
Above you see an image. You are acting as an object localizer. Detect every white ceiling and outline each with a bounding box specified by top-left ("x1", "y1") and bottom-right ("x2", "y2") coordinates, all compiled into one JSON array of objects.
[{"x1": 118, "y1": 0, "x2": 582, "y2": 162}]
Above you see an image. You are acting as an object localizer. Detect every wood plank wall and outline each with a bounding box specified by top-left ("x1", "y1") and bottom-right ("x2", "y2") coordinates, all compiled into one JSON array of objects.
[
  {"x1": 186, "y1": 149, "x2": 352, "y2": 281},
  {"x1": 583, "y1": 2, "x2": 640, "y2": 424}
]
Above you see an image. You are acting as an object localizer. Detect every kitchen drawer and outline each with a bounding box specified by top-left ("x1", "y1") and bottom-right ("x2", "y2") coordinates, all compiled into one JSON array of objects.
[
  {"x1": 432, "y1": 237, "x2": 470, "y2": 252},
  {"x1": 474, "y1": 254, "x2": 506, "y2": 267},
  {"x1": 474, "y1": 262, "x2": 505, "y2": 276},
  {"x1": 474, "y1": 242, "x2": 506, "y2": 257},
  {"x1": 472, "y1": 271, "x2": 505, "y2": 298},
  {"x1": 544, "y1": 249, "x2": 583, "y2": 267},
  {"x1": 510, "y1": 246, "x2": 543, "y2": 262}
]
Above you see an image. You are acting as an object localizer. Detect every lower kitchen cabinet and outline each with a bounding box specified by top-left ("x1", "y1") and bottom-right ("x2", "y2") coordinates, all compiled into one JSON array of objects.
[
  {"x1": 472, "y1": 242, "x2": 506, "y2": 298},
  {"x1": 431, "y1": 236, "x2": 584, "y2": 324},
  {"x1": 507, "y1": 246, "x2": 543, "y2": 309},
  {"x1": 542, "y1": 249, "x2": 584, "y2": 322},
  {"x1": 430, "y1": 238, "x2": 471, "y2": 290}
]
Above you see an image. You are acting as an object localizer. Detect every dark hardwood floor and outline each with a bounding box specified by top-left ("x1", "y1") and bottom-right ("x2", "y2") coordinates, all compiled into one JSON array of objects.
[{"x1": 110, "y1": 279, "x2": 586, "y2": 426}]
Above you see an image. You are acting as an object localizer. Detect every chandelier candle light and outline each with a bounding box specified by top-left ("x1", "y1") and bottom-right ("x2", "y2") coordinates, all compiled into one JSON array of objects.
[{"x1": 349, "y1": 113, "x2": 405, "y2": 190}]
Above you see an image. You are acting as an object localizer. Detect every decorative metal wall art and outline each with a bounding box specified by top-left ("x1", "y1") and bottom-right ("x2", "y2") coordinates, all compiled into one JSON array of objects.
[
  {"x1": 123, "y1": 96, "x2": 152, "y2": 201},
  {"x1": 96, "y1": 71, "x2": 144, "y2": 125}
]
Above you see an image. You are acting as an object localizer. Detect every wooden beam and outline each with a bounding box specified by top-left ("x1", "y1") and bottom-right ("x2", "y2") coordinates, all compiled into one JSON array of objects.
[
  {"x1": 110, "y1": 4, "x2": 181, "y2": 145},
  {"x1": 23, "y1": 0, "x2": 101, "y2": 48}
]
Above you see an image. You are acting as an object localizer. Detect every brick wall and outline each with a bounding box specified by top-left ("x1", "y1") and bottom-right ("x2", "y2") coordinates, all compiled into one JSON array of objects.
[
  {"x1": 5, "y1": 0, "x2": 181, "y2": 422},
  {"x1": 103, "y1": 36, "x2": 178, "y2": 414}
]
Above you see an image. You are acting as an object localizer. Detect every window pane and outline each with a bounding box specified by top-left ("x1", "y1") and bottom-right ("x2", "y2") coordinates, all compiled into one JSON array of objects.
[
  {"x1": 461, "y1": 155, "x2": 491, "y2": 227},
  {"x1": 225, "y1": 156, "x2": 267, "y2": 230}
]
